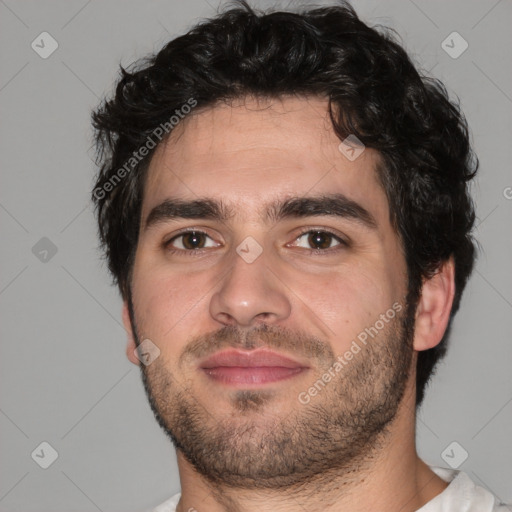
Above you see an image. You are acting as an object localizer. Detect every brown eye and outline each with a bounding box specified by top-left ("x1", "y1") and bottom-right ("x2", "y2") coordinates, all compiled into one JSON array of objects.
[
  {"x1": 308, "y1": 231, "x2": 334, "y2": 249},
  {"x1": 295, "y1": 230, "x2": 344, "y2": 251},
  {"x1": 181, "y1": 231, "x2": 206, "y2": 250},
  {"x1": 166, "y1": 230, "x2": 217, "y2": 251}
]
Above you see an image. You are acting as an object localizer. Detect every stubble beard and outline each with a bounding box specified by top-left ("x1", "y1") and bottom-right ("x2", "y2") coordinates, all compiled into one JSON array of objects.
[{"x1": 133, "y1": 301, "x2": 415, "y2": 491}]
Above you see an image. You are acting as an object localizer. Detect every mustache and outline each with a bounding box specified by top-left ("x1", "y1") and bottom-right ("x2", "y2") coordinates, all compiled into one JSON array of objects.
[{"x1": 178, "y1": 323, "x2": 335, "y2": 367}]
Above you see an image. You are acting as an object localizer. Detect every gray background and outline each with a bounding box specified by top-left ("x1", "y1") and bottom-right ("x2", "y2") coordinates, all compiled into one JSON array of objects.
[{"x1": 1, "y1": 0, "x2": 511, "y2": 510}]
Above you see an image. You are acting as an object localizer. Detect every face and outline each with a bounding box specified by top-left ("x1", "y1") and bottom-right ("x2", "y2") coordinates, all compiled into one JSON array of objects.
[{"x1": 125, "y1": 95, "x2": 414, "y2": 488}]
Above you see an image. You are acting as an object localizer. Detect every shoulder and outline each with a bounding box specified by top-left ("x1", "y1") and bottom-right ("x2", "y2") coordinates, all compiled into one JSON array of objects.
[
  {"x1": 148, "y1": 492, "x2": 181, "y2": 512},
  {"x1": 421, "y1": 466, "x2": 511, "y2": 512}
]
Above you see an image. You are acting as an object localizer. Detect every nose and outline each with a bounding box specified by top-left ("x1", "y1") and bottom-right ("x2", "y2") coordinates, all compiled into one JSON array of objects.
[{"x1": 209, "y1": 242, "x2": 291, "y2": 328}]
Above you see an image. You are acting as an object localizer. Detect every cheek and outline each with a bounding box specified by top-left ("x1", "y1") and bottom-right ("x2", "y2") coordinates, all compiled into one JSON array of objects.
[
  {"x1": 294, "y1": 262, "x2": 396, "y2": 346},
  {"x1": 131, "y1": 269, "x2": 205, "y2": 358}
]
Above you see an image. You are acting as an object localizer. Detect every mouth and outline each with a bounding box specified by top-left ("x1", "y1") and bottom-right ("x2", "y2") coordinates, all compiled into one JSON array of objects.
[{"x1": 199, "y1": 348, "x2": 310, "y2": 387}]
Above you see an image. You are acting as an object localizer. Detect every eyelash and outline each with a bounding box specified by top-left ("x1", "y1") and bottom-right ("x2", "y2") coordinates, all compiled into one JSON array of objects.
[{"x1": 163, "y1": 228, "x2": 348, "y2": 257}]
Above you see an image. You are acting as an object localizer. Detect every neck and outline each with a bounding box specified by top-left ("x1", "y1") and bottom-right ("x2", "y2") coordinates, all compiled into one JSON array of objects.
[{"x1": 175, "y1": 386, "x2": 448, "y2": 512}]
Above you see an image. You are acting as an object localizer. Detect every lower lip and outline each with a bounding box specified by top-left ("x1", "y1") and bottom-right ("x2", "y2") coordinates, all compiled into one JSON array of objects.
[{"x1": 202, "y1": 366, "x2": 307, "y2": 386}]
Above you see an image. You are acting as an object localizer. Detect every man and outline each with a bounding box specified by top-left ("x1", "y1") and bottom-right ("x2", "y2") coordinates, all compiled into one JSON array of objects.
[{"x1": 91, "y1": 1, "x2": 510, "y2": 511}]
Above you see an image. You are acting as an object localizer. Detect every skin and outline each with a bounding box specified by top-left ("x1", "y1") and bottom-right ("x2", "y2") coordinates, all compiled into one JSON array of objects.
[{"x1": 122, "y1": 95, "x2": 455, "y2": 511}]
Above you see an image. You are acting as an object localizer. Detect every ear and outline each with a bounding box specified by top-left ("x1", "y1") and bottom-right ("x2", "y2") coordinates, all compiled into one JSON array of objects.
[
  {"x1": 413, "y1": 258, "x2": 456, "y2": 352},
  {"x1": 122, "y1": 301, "x2": 140, "y2": 366}
]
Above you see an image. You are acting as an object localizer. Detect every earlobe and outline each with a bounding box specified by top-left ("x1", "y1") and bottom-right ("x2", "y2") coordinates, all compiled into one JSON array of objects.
[
  {"x1": 122, "y1": 302, "x2": 141, "y2": 366},
  {"x1": 413, "y1": 258, "x2": 456, "y2": 352}
]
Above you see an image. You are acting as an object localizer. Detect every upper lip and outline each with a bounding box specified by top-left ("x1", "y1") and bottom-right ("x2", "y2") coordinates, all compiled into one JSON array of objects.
[{"x1": 199, "y1": 348, "x2": 309, "y2": 369}]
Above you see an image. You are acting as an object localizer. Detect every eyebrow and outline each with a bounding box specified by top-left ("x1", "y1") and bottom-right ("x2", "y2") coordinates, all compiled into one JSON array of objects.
[{"x1": 143, "y1": 193, "x2": 378, "y2": 232}]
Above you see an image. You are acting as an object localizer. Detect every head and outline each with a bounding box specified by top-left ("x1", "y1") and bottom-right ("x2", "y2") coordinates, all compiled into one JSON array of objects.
[{"x1": 91, "y1": 1, "x2": 477, "y2": 488}]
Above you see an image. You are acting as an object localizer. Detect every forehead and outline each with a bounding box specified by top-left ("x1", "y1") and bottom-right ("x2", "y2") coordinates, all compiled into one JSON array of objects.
[{"x1": 141, "y1": 95, "x2": 388, "y2": 223}]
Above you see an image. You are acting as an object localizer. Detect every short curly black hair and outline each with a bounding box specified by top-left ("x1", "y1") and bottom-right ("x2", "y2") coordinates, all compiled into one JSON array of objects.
[{"x1": 91, "y1": 1, "x2": 477, "y2": 406}]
